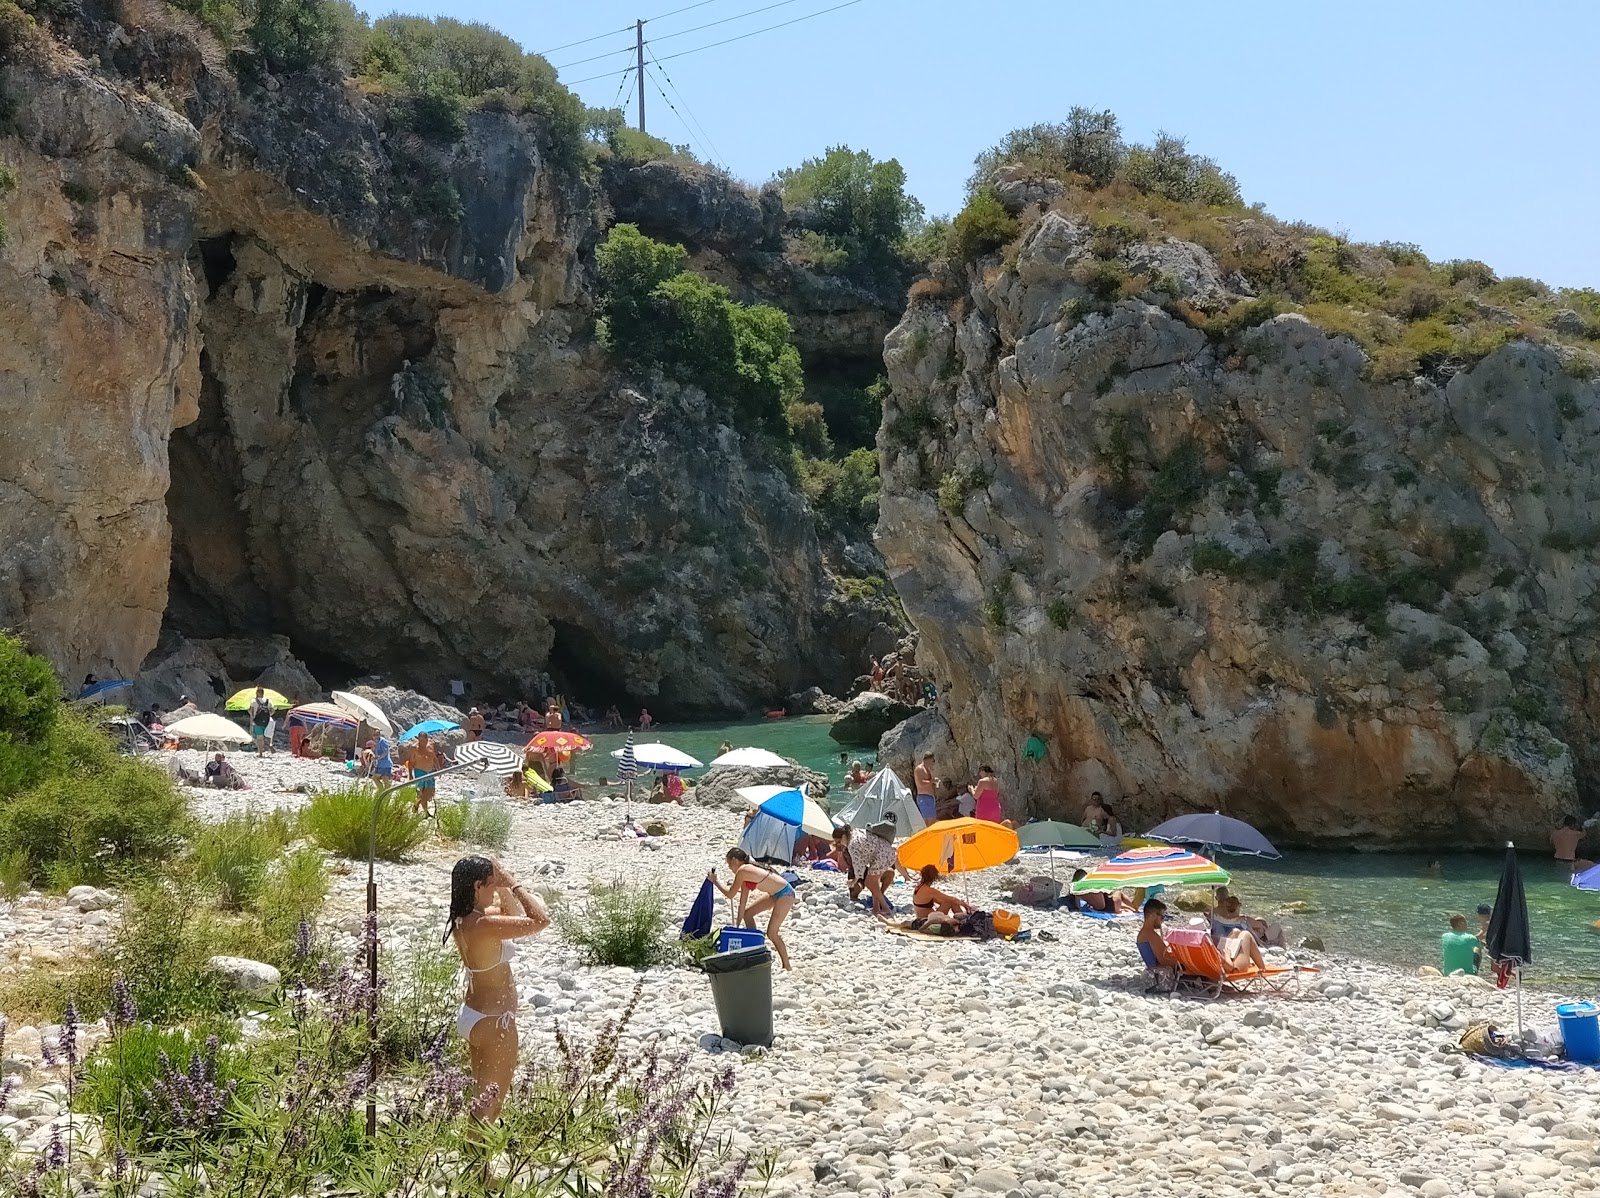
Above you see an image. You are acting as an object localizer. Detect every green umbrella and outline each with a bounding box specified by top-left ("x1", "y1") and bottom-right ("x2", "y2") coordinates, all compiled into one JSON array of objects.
[{"x1": 1017, "y1": 820, "x2": 1100, "y2": 849}]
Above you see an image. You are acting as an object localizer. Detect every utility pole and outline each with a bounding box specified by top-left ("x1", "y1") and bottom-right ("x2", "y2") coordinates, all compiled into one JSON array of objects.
[{"x1": 635, "y1": 19, "x2": 646, "y2": 133}]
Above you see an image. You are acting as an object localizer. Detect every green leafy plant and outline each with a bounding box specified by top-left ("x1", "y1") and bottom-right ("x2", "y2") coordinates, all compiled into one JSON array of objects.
[
  {"x1": 556, "y1": 880, "x2": 671, "y2": 968},
  {"x1": 948, "y1": 186, "x2": 1018, "y2": 262},
  {"x1": 435, "y1": 798, "x2": 512, "y2": 851},
  {"x1": 937, "y1": 465, "x2": 991, "y2": 517},
  {"x1": 192, "y1": 810, "x2": 288, "y2": 911},
  {"x1": 1129, "y1": 439, "x2": 1210, "y2": 557},
  {"x1": 1045, "y1": 599, "x2": 1075, "y2": 630},
  {"x1": 777, "y1": 145, "x2": 923, "y2": 287},
  {"x1": 375, "y1": 928, "x2": 462, "y2": 1065},
  {"x1": 302, "y1": 787, "x2": 428, "y2": 861}
]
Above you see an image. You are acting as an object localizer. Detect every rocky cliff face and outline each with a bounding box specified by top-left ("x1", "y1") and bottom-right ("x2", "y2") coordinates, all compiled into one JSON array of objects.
[
  {"x1": 0, "y1": 17, "x2": 897, "y2": 713},
  {"x1": 877, "y1": 206, "x2": 1600, "y2": 848}
]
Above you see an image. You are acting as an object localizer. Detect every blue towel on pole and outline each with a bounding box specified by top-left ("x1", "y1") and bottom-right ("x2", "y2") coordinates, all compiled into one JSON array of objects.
[{"x1": 681, "y1": 877, "x2": 714, "y2": 939}]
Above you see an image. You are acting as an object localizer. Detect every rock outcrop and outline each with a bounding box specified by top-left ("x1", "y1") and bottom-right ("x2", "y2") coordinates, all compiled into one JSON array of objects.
[
  {"x1": 691, "y1": 763, "x2": 831, "y2": 812},
  {"x1": 827, "y1": 691, "x2": 920, "y2": 747},
  {"x1": 0, "y1": 16, "x2": 899, "y2": 714},
  {"x1": 876, "y1": 207, "x2": 1599, "y2": 848}
]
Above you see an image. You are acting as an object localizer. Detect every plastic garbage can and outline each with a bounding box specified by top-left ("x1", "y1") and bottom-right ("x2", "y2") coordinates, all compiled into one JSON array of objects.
[
  {"x1": 1556, "y1": 1002, "x2": 1600, "y2": 1062},
  {"x1": 703, "y1": 944, "x2": 773, "y2": 1047}
]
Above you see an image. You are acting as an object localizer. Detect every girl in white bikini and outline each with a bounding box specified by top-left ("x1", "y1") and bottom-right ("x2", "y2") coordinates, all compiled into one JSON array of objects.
[{"x1": 446, "y1": 856, "x2": 549, "y2": 1121}]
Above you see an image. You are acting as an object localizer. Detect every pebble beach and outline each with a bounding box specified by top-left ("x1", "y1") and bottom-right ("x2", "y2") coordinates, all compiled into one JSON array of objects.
[{"x1": 4, "y1": 748, "x2": 1599, "y2": 1198}]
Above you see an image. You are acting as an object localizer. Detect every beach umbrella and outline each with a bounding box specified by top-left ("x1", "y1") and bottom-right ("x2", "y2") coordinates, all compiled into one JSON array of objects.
[
  {"x1": 835, "y1": 767, "x2": 925, "y2": 840},
  {"x1": 225, "y1": 687, "x2": 291, "y2": 712},
  {"x1": 528, "y1": 730, "x2": 594, "y2": 754},
  {"x1": 1486, "y1": 841, "x2": 1533, "y2": 1041},
  {"x1": 610, "y1": 742, "x2": 701, "y2": 772},
  {"x1": 331, "y1": 690, "x2": 393, "y2": 736},
  {"x1": 400, "y1": 718, "x2": 459, "y2": 741},
  {"x1": 165, "y1": 713, "x2": 254, "y2": 745},
  {"x1": 1017, "y1": 820, "x2": 1101, "y2": 850},
  {"x1": 1573, "y1": 862, "x2": 1600, "y2": 892},
  {"x1": 710, "y1": 747, "x2": 788, "y2": 768},
  {"x1": 287, "y1": 702, "x2": 358, "y2": 727},
  {"x1": 737, "y1": 785, "x2": 833, "y2": 838},
  {"x1": 78, "y1": 679, "x2": 132, "y2": 701},
  {"x1": 452, "y1": 740, "x2": 523, "y2": 777},
  {"x1": 1070, "y1": 846, "x2": 1230, "y2": 894},
  {"x1": 1144, "y1": 811, "x2": 1280, "y2": 858},
  {"x1": 897, "y1": 817, "x2": 1020, "y2": 876}
]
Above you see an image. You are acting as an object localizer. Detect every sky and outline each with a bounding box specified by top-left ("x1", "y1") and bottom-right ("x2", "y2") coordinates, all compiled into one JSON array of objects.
[{"x1": 404, "y1": 0, "x2": 1599, "y2": 288}]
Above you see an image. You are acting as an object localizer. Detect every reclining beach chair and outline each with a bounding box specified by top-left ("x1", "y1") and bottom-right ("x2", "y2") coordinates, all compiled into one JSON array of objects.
[{"x1": 1165, "y1": 928, "x2": 1317, "y2": 999}]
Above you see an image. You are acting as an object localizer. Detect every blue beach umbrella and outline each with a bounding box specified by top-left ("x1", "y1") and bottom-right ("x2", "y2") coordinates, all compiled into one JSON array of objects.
[
  {"x1": 399, "y1": 718, "x2": 459, "y2": 741},
  {"x1": 1573, "y1": 862, "x2": 1600, "y2": 892},
  {"x1": 1144, "y1": 812, "x2": 1280, "y2": 858},
  {"x1": 737, "y1": 785, "x2": 833, "y2": 837},
  {"x1": 78, "y1": 679, "x2": 133, "y2": 700}
]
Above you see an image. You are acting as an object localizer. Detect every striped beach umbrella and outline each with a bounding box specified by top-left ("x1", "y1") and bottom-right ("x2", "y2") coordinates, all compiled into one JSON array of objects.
[
  {"x1": 1069, "y1": 845, "x2": 1231, "y2": 894},
  {"x1": 452, "y1": 740, "x2": 523, "y2": 777},
  {"x1": 616, "y1": 731, "x2": 637, "y2": 781}
]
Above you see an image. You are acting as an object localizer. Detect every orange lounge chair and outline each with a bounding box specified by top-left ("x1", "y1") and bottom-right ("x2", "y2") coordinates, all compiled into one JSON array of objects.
[{"x1": 1165, "y1": 928, "x2": 1318, "y2": 998}]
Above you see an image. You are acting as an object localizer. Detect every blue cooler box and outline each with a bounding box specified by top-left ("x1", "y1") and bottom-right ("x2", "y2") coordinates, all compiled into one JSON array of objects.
[
  {"x1": 717, "y1": 927, "x2": 766, "y2": 952},
  {"x1": 1556, "y1": 1002, "x2": 1600, "y2": 1063}
]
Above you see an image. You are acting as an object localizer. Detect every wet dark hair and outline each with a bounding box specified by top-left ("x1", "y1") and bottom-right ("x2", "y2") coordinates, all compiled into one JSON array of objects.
[
  {"x1": 1476, "y1": 903, "x2": 1493, "y2": 916},
  {"x1": 1143, "y1": 898, "x2": 1166, "y2": 916},
  {"x1": 920, "y1": 864, "x2": 939, "y2": 884},
  {"x1": 833, "y1": 823, "x2": 852, "y2": 840},
  {"x1": 1563, "y1": 814, "x2": 1581, "y2": 828},
  {"x1": 726, "y1": 847, "x2": 751, "y2": 865},
  {"x1": 444, "y1": 856, "x2": 494, "y2": 943}
]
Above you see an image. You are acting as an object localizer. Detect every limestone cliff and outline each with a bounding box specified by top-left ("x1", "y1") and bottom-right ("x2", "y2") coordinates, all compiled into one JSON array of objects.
[
  {"x1": 877, "y1": 204, "x2": 1600, "y2": 848},
  {"x1": 0, "y1": 14, "x2": 898, "y2": 713}
]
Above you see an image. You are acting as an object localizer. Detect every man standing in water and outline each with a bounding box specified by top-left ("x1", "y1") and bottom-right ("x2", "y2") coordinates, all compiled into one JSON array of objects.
[{"x1": 1552, "y1": 815, "x2": 1584, "y2": 868}]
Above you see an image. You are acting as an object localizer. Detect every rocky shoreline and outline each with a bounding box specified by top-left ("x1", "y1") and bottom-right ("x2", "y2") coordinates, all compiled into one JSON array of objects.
[{"x1": 3, "y1": 750, "x2": 1598, "y2": 1197}]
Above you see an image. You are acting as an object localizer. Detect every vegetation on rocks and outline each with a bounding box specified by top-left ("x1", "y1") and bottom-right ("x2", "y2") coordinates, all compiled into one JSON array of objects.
[
  {"x1": 302, "y1": 786, "x2": 430, "y2": 861},
  {"x1": 777, "y1": 145, "x2": 924, "y2": 287},
  {"x1": 555, "y1": 880, "x2": 672, "y2": 969},
  {"x1": 0, "y1": 635, "x2": 189, "y2": 889}
]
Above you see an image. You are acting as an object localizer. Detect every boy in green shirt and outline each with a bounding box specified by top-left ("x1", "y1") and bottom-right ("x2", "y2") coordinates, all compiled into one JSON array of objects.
[{"x1": 1441, "y1": 913, "x2": 1481, "y2": 975}]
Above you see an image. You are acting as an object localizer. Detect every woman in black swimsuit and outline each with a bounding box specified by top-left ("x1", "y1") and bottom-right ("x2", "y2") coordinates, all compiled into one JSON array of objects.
[{"x1": 911, "y1": 865, "x2": 972, "y2": 929}]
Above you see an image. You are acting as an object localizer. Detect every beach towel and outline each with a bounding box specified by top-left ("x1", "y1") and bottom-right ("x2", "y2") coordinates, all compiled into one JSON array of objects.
[
  {"x1": 681, "y1": 878, "x2": 714, "y2": 940},
  {"x1": 885, "y1": 921, "x2": 975, "y2": 941}
]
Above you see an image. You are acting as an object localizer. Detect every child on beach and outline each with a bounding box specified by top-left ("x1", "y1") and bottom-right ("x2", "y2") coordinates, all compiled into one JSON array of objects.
[
  {"x1": 709, "y1": 849, "x2": 795, "y2": 969},
  {"x1": 1441, "y1": 913, "x2": 1481, "y2": 976},
  {"x1": 1137, "y1": 898, "x2": 1177, "y2": 991}
]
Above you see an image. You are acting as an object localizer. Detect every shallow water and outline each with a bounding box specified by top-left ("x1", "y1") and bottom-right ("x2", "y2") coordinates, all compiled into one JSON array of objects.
[{"x1": 573, "y1": 716, "x2": 1600, "y2": 989}]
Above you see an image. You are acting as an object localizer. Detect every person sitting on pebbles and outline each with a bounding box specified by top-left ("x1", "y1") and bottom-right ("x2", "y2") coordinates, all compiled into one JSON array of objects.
[
  {"x1": 708, "y1": 849, "x2": 795, "y2": 970},
  {"x1": 911, "y1": 865, "x2": 972, "y2": 931}
]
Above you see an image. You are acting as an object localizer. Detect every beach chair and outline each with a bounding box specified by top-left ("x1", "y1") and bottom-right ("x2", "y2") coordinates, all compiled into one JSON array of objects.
[{"x1": 1165, "y1": 928, "x2": 1317, "y2": 999}]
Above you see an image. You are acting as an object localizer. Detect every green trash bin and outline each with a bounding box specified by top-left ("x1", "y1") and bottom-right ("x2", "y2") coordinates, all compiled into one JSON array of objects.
[{"x1": 703, "y1": 943, "x2": 773, "y2": 1047}]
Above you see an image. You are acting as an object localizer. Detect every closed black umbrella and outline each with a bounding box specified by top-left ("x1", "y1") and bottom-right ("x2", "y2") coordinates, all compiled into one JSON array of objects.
[
  {"x1": 1484, "y1": 840, "x2": 1532, "y2": 1042},
  {"x1": 1485, "y1": 841, "x2": 1532, "y2": 967}
]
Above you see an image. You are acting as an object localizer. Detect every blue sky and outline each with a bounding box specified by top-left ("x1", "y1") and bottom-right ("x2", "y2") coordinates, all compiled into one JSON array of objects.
[{"x1": 405, "y1": 0, "x2": 1599, "y2": 288}]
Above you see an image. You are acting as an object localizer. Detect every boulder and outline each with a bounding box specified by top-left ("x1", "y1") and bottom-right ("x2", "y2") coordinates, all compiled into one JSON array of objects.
[
  {"x1": 206, "y1": 956, "x2": 282, "y2": 998},
  {"x1": 692, "y1": 764, "x2": 831, "y2": 812},
  {"x1": 786, "y1": 686, "x2": 843, "y2": 716},
  {"x1": 348, "y1": 687, "x2": 468, "y2": 737},
  {"x1": 876, "y1": 706, "x2": 959, "y2": 775},
  {"x1": 65, "y1": 886, "x2": 117, "y2": 914},
  {"x1": 828, "y1": 692, "x2": 919, "y2": 747}
]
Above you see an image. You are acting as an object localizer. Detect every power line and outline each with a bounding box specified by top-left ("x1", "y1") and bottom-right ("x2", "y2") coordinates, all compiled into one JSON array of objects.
[
  {"x1": 647, "y1": 53, "x2": 728, "y2": 168},
  {"x1": 535, "y1": 22, "x2": 634, "y2": 56},
  {"x1": 566, "y1": 0, "x2": 867, "y2": 85},
  {"x1": 643, "y1": 0, "x2": 724, "y2": 19},
  {"x1": 643, "y1": 63, "x2": 720, "y2": 168},
  {"x1": 553, "y1": 0, "x2": 808, "y2": 70}
]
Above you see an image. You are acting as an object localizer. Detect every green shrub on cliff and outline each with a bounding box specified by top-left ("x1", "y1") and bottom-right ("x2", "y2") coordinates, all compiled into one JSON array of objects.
[
  {"x1": 776, "y1": 145, "x2": 923, "y2": 288},
  {"x1": 596, "y1": 223, "x2": 804, "y2": 440},
  {"x1": 796, "y1": 447, "x2": 880, "y2": 534},
  {"x1": 948, "y1": 187, "x2": 1018, "y2": 261},
  {"x1": 245, "y1": 0, "x2": 364, "y2": 72}
]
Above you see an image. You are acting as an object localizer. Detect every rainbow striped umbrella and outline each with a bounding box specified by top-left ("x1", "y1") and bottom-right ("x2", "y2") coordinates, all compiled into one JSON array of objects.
[{"x1": 1068, "y1": 845, "x2": 1230, "y2": 894}]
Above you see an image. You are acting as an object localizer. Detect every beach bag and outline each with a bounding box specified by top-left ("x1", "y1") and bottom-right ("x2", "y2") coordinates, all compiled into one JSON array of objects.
[
  {"x1": 992, "y1": 909, "x2": 1022, "y2": 937},
  {"x1": 1459, "y1": 1022, "x2": 1520, "y2": 1059}
]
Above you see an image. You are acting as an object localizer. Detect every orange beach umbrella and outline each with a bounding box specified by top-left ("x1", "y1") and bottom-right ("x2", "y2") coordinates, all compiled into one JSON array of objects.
[
  {"x1": 527, "y1": 730, "x2": 593, "y2": 754},
  {"x1": 897, "y1": 817, "x2": 1020, "y2": 876}
]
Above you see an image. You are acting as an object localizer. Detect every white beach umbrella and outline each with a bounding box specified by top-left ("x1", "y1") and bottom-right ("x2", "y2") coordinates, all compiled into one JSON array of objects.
[
  {"x1": 331, "y1": 690, "x2": 393, "y2": 736},
  {"x1": 610, "y1": 742, "x2": 702, "y2": 771},
  {"x1": 165, "y1": 713, "x2": 253, "y2": 745},
  {"x1": 709, "y1": 747, "x2": 789, "y2": 768},
  {"x1": 736, "y1": 784, "x2": 834, "y2": 838}
]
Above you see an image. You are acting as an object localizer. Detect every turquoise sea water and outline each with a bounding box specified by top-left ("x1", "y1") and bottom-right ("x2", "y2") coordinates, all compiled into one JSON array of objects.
[{"x1": 574, "y1": 716, "x2": 1600, "y2": 990}]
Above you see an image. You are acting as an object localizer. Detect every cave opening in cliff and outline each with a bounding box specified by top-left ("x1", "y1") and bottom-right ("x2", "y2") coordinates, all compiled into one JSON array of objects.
[{"x1": 547, "y1": 622, "x2": 637, "y2": 713}]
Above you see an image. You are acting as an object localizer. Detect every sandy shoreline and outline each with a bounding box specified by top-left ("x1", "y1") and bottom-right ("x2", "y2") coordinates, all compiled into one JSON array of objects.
[{"x1": 4, "y1": 748, "x2": 1599, "y2": 1197}]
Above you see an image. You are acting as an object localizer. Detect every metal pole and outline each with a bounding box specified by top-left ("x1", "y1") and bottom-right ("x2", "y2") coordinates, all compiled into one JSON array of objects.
[{"x1": 635, "y1": 19, "x2": 646, "y2": 133}]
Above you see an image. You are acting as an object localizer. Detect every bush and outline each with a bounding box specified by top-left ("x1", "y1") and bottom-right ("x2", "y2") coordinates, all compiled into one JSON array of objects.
[
  {"x1": 435, "y1": 799, "x2": 512, "y2": 852},
  {"x1": 1129, "y1": 440, "x2": 1210, "y2": 557},
  {"x1": 948, "y1": 187, "x2": 1018, "y2": 262},
  {"x1": 1046, "y1": 599, "x2": 1075, "y2": 630},
  {"x1": 776, "y1": 145, "x2": 923, "y2": 287},
  {"x1": 596, "y1": 224, "x2": 804, "y2": 439},
  {"x1": 256, "y1": 845, "x2": 331, "y2": 955},
  {"x1": 376, "y1": 929, "x2": 461, "y2": 1065},
  {"x1": 797, "y1": 447, "x2": 880, "y2": 535},
  {"x1": 557, "y1": 880, "x2": 670, "y2": 968},
  {"x1": 0, "y1": 709, "x2": 190, "y2": 888},
  {"x1": 247, "y1": 0, "x2": 365, "y2": 73},
  {"x1": 937, "y1": 465, "x2": 990, "y2": 516},
  {"x1": 302, "y1": 787, "x2": 428, "y2": 861},
  {"x1": 1073, "y1": 257, "x2": 1128, "y2": 301},
  {"x1": 192, "y1": 812, "x2": 286, "y2": 912},
  {"x1": 1120, "y1": 133, "x2": 1241, "y2": 206},
  {"x1": 969, "y1": 107, "x2": 1126, "y2": 192}
]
